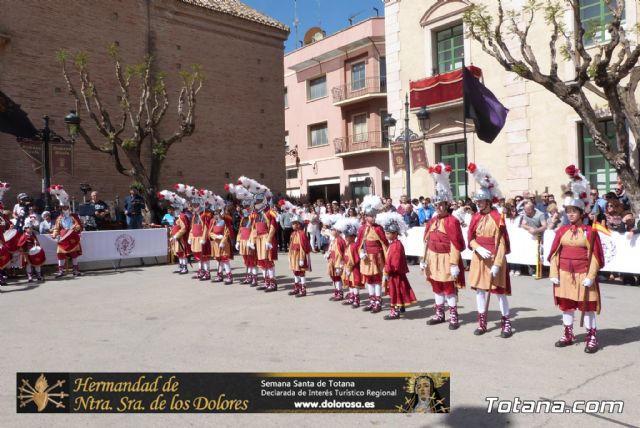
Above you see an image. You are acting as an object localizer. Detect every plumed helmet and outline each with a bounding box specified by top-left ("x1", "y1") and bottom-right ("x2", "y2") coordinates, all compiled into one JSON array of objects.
[
  {"x1": 360, "y1": 194, "x2": 384, "y2": 216},
  {"x1": 375, "y1": 212, "x2": 409, "y2": 236},
  {"x1": 429, "y1": 163, "x2": 454, "y2": 204}
]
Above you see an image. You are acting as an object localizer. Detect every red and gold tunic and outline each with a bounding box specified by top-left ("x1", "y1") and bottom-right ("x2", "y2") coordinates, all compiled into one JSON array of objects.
[
  {"x1": 288, "y1": 229, "x2": 311, "y2": 272},
  {"x1": 170, "y1": 212, "x2": 190, "y2": 257},
  {"x1": 51, "y1": 213, "x2": 83, "y2": 255},
  {"x1": 467, "y1": 210, "x2": 511, "y2": 294},
  {"x1": 384, "y1": 240, "x2": 417, "y2": 307},
  {"x1": 327, "y1": 235, "x2": 346, "y2": 280},
  {"x1": 209, "y1": 214, "x2": 234, "y2": 261},
  {"x1": 342, "y1": 242, "x2": 363, "y2": 288},
  {"x1": 424, "y1": 214, "x2": 466, "y2": 293},
  {"x1": 188, "y1": 211, "x2": 211, "y2": 257},
  {"x1": 17, "y1": 232, "x2": 45, "y2": 266},
  {"x1": 237, "y1": 215, "x2": 255, "y2": 256},
  {"x1": 547, "y1": 224, "x2": 603, "y2": 313},
  {"x1": 356, "y1": 223, "x2": 388, "y2": 281},
  {"x1": 251, "y1": 209, "x2": 278, "y2": 262}
]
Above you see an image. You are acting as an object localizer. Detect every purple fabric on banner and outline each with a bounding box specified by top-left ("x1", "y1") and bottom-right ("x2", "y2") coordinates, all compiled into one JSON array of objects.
[{"x1": 463, "y1": 67, "x2": 509, "y2": 144}]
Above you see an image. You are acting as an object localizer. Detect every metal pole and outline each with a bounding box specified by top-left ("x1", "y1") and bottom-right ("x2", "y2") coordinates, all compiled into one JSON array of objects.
[
  {"x1": 42, "y1": 115, "x2": 51, "y2": 212},
  {"x1": 404, "y1": 93, "x2": 411, "y2": 198}
]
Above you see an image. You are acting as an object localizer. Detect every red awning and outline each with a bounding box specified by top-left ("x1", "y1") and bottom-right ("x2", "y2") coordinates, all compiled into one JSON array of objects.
[{"x1": 410, "y1": 66, "x2": 482, "y2": 108}]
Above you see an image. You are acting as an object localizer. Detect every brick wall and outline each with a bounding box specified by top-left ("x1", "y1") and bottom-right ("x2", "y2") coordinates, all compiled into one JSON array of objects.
[{"x1": 0, "y1": 0, "x2": 288, "y2": 208}]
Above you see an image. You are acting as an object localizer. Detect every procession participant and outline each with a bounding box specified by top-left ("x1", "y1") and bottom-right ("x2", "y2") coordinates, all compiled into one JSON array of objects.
[
  {"x1": 158, "y1": 190, "x2": 190, "y2": 275},
  {"x1": 227, "y1": 183, "x2": 258, "y2": 286},
  {"x1": 423, "y1": 164, "x2": 466, "y2": 330},
  {"x1": 176, "y1": 185, "x2": 211, "y2": 281},
  {"x1": 0, "y1": 182, "x2": 11, "y2": 285},
  {"x1": 466, "y1": 163, "x2": 513, "y2": 338},
  {"x1": 207, "y1": 194, "x2": 234, "y2": 284},
  {"x1": 17, "y1": 223, "x2": 46, "y2": 282},
  {"x1": 548, "y1": 165, "x2": 604, "y2": 354},
  {"x1": 356, "y1": 195, "x2": 388, "y2": 313},
  {"x1": 287, "y1": 208, "x2": 312, "y2": 297},
  {"x1": 377, "y1": 212, "x2": 417, "y2": 320},
  {"x1": 49, "y1": 185, "x2": 84, "y2": 277},
  {"x1": 334, "y1": 217, "x2": 363, "y2": 307},
  {"x1": 237, "y1": 177, "x2": 278, "y2": 291},
  {"x1": 322, "y1": 213, "x2": 346, "y2": 301}
]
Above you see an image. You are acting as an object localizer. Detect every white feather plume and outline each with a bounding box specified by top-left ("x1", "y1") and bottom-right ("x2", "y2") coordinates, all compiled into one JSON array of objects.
[{"x1": 375, "y1": 211, "x2": 408, "y2": 236}]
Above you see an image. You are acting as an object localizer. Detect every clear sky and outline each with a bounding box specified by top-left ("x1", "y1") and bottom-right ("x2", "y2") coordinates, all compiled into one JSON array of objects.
[{"x1": 243, "y1": 0, "x2": 385, "y2": 52}]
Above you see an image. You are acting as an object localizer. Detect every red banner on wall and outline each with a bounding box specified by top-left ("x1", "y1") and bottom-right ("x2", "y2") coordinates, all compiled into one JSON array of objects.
[
  {"x1": 390, "y1": 143, "x2": 406, "y2": 174},
  {"x1": 18, "y1": 138, "x2": 43, "y2": 174},
  {"x1": 410, "y1": 66, "x2": 482, "y2": 108},
  {"x1": 51, "y1": 143, "x2": 74, "y2": 176},
  {"x1": 410, "y1": 141, "x2": 428, "y2": 172}
]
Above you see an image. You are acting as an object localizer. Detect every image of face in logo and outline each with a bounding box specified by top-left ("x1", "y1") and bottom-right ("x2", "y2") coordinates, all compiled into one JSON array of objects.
[{"x1": 416, "y1": 377, "x2": 432, "y2": 402}]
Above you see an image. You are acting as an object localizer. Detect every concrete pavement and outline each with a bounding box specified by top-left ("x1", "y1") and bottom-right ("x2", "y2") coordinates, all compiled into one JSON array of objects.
[{"x1": 1, "y1": 252, "x2": 639, "y2": 427}]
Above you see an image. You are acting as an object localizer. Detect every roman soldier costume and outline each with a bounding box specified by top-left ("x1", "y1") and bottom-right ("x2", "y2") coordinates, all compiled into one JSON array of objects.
[
  {"x1": 423, "y1": 164, "x2": 466, "y2": 330},
  {"x1": 227, "y1": 183, "x2": 258, "y2": 286},
  {"x1": 334, "y1": 217, "x2": 363, "y2": 307},
  {"x1": 158, "y1": 190, "x2": 190, "y2": 275},
  {"x1": 49, "y1": 185, "x2": 83, "y2": 277},
  {"x1": 237, "y1": 176, "x2": 278, "y2": 292},
  {"x1": 176, "y1": 184, "x2": 211, "y2": 281},
  {"x1": 207, "y1": 193, "x2": 234, "y2": 284},
  {"x1": 322, "y1": 214, "x2": 346, "y2": 301},
  {"x1": 377, "y1": 212, "x2": 417, "y2": 320},
  {"x1": 285, "y1": 206, "x2": 312, "y2": 297},
  {"x1": 547, "y1": 165, "x2": 604, "y2": 353},
  {"x1": 17, "y1": 225, "x2": 45, "y2": 282},
  {"x1": 466, "y1": 163, "x2": 512, "y2": 338},
  {"x1": 356, "y1": 195, "x2": 388, "y2": 313}
]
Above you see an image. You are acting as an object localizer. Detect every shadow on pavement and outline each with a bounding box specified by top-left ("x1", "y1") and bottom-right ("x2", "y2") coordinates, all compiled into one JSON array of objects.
[
  {"x1": 0, "y1": 284, "x2": 41, "y2": 293},
  {"x1": 441, "y1": 405, "x2": 511, "y2": 427}
]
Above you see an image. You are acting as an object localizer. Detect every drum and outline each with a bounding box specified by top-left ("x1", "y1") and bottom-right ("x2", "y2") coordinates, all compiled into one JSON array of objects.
[
  {"x1": 0, "y1": 244, "x2": 10, "y2": 267},
  {"x1": 59, "y1": 229, "x2": 81, "y2": 252},
  {"x1": 3, "y1": 229, "x2": 20, "y2": 252},
  {"x1": 27, "y1": 246, "x2": 46, "y2": 266}
]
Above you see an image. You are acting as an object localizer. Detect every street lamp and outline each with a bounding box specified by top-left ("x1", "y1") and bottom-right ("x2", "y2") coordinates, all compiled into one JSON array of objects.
[
  {"x1": 41, "y1": 110, "x2": 81, "y2": 212},
  {"x1": 416, "y1": 106, "x2": 430, "y2": 136},
  {"x1": 384, "y1": 94, "x2": 424, "y2": 198}
]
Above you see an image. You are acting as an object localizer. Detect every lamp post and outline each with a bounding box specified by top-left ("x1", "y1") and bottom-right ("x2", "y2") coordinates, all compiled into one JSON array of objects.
[
  {"x1": 384, "y1": 94, "x2": 429, "y2": 199},
  {"x1": 41, "y1": 110, "x2": 81, "y2": 212}
]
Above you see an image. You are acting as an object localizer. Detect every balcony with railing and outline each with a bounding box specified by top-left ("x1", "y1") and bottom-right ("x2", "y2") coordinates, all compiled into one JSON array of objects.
[
  {"x1": 331, "y1": 76, "x2": 387, "y2": 106},
  {"x1": 334, "y1": 130, "x2": 390, "y2": 156}
]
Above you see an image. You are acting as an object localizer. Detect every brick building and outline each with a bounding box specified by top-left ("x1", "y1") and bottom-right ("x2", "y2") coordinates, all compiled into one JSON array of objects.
[{"x1": 0, "y1": 0, "x2": 288, "y2": 209}]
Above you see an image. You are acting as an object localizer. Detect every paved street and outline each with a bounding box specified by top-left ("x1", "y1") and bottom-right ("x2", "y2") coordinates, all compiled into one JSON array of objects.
[{"x1": 1, "y1": 252, "x2": 639, "y2": 427}]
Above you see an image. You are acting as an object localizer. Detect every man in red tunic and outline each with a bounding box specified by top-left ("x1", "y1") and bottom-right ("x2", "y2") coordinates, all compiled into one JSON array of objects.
[
  {"x1": 377, "y1": 212, "x2": 417, "y2": 319},
  {"x1": 323, "y1": 214, "x2": 346, "y2": 301},
  {"x1": 547, "y1": 165, "x2": 605, "y2": 353},
  {"x1": 0, "y1": 182, "x2": 11, "y2": 285},
  {"x1": 466, "y1": 164, "x2": 513, "y2": 338},
  {"x1": 158, "y1": 190, "x2": 190, "y2": 275},
  {"x1": 356, "y1": 195, "x2": 388, "y2": 313},
  {"x1": 226, "y1": 183, "x2": 258, "y2": 286},
  {"x1": 288, "y1": 212, "x2": 312, "y2": 297},
  {"x1": 335, "y1": 217, "x2": 363, "y2": 307},
  {"x1": 49, "y1": 185, "x2": 84, "y2": 277},
  {"x1": 423, "y1": 163, "x2": 466, "y2": 330},
  {"x1": 176, "y1": 185, "x2": 211, "y2": 281}
]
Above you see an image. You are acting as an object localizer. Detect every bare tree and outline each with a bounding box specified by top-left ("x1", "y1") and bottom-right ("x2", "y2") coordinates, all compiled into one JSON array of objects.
[
  {"x1": 464, "y1": 0, "x2": 639, "y2": 214},
  {"x1": 57, "y1": 44, "x2": 203, "y2": 220}
]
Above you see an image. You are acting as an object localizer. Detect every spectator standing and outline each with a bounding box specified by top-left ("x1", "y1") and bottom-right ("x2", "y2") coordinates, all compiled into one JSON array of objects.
[
  {"x1": 279, "y1": 208, "x2": 293, "y2": 251},
  {"x1": 124, "y1": 186, "x2": 146, "y2": 229},
  {"x1": 536, "y1": 192, "x2": 550, "y2": 218},
  {"x1": 39, "y1": 211, "x2": 52, "y2": 235},
  {"x1": 546, "y1": 203, "x2": 562, "y2": 232},
  {"x1": 521, "y1": 201, "x2": 547, "y2": 276},
  {"x1": 90, "y1": 191, "x2": 110, "y2": 230}
]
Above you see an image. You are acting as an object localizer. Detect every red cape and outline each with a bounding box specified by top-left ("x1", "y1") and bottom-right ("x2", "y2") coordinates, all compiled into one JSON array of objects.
[
  {"x1": 467, "y1": 210, "x2": 510, "y2": 254},
  {"x1": 424, "y1": 214, "x2": 465, "y2": 252},
  {"x1": 385, "y1": 240, "x2": 409, "y2": 274},
  {"x1": 292, "y1": 229, "x2": 312, "y2": 253},
  {"x1": 356, "y1": 223, "x2": 389, "y2": 248}
]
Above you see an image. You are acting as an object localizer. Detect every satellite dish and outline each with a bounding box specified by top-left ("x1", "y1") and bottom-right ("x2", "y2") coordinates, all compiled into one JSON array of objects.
[{"x1": 303, "y1": 27, "x2": 325, "y2": 45}]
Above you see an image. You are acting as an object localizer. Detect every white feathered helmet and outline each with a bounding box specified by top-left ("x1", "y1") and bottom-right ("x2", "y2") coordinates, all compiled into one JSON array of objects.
[
  {"x1": 376, "y1": 212, "x2": 408, "y2": 236},
  {"x1": 360, "y1": 194, "x2": 384, "y2": 217},
  {"x1": 157, "y1": 190, "x2": 187, "y2": 211},
  {"x1": 563, "y1": 165, "x2": 591, "y2": 213},
  {"x1": 225, "y1": 183, "x2": 254, "y2": 207},
  {"x1": 334, "y1": 217, "x2": 360, "y2": 237},
  {"x1": 320, "y1": 213, "x2": 341, "y2": 229},
  {"x1": 48, "y1": 184, "x2": 70, "y2": 207},
  {"x1": 467, "y1": 163, "x2": 503, "y2": 202},
  {"x1": 174, "y1": 184, "x2": 204, "y2": 209},
  {"x1": 236, "y1": 176, "x2": 272, "y2": 210},
  {"x1": 429, "y1": 163, "x2": 454, "y2": 204}
]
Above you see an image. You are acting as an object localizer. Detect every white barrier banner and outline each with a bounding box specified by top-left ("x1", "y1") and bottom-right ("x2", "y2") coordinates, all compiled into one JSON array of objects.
[
  {"x1": 38, "y1": 229, "x2": 168, "y2": 265},
  {"x1": 403, "y1": 223, "x2": 640, "y2": 274}
]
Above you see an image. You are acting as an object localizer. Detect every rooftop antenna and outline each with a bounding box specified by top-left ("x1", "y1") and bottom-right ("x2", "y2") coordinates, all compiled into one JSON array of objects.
[
  {"x1": 348, "y1": 10, "x2": 365, "y2": 26},
  {"x1": 293, "y1": 0, "x2": 300, "y2": 48},
  {"x1": 316, "y1": 0, "x2": 322, "y2": 27}
]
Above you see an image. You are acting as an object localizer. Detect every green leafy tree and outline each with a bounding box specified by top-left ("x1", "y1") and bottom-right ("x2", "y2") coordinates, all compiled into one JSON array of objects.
[
  {"x1": 58, "y1": 45, "x2": 203, "y2": 220},
  {"x1": 465, "y1": 0, "x2": 640, "y2": 214}
]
